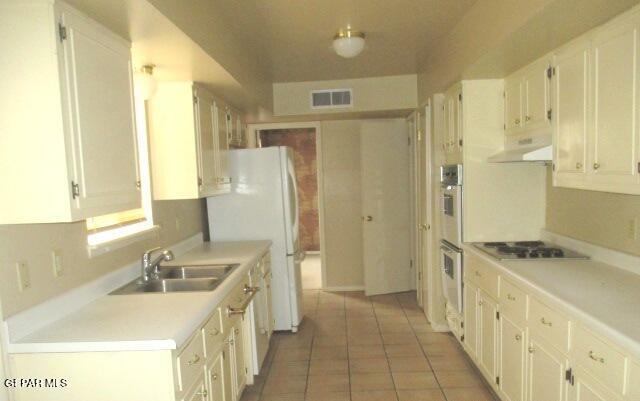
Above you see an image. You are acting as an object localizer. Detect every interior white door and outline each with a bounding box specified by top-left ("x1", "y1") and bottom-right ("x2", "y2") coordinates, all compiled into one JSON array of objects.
[
  {"x1": 421, "y1": 103, "x2": 433, "y2": 313},
  {"x1": 361, "y1": 119, "x2": 412, "y2": 296}
]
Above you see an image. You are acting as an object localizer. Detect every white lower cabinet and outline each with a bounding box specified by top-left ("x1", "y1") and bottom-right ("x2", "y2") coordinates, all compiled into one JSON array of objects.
[
  {"x1": 231, "y1": 319, "x2": 247, "y2": 397},
  {"x1": 183, "y1": 376, "x2": 208, "y2": 401},
  {"x1": 527, "y1": 335, "x2": 568, "y2": 401},
  {"x1": 478, "y1": 290, "x2": 498, "y2": 382},
  {"x1": 206, "y1": 352, "x2": 225, "y2": 401},
  {"x1": 498, "y1": 312, "x2": 526, "y2": 401},
  {"x1": 460, "y1": 250, "x2": 640, "y2": 401}
]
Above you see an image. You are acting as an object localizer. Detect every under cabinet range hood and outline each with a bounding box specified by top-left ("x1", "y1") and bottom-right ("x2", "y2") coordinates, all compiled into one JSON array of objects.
[{"x1": 488, "y1": 134, "x2": 552, "y2": 163}]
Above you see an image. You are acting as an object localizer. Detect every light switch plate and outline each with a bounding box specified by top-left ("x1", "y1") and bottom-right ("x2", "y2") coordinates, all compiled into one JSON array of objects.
[
  {"x1": 52, "y1": 250, "x2": 64, "y2": 277},
  {"x1": 16, "y1": 262, "x2": 31, "y2": 291}
]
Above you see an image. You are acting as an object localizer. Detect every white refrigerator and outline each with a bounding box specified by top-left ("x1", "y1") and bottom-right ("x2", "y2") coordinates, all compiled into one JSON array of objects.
[{"x1": 207, "y1": 147, "x2": 304, "y2": 332}]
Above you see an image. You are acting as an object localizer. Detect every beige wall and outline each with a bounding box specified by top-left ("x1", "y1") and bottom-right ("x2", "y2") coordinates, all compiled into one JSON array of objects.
[
  {"x1": 320, "y1": 120, "x2": 364, "y2": 288},
  {"x1": 274, "y1": 75, "x2": 417, "y2": 117},
  {"x1": 545, "y1": 169, "x2": 640, "y2": 256},
  {"x1": 0, "y1": 199, "x2": 204, "y2": 317}
]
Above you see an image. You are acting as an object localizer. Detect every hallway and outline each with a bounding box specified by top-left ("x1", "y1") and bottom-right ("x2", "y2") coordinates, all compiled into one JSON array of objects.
[
  {"x1": 301, "y1": 254, "x2": 322, "y2": 290},
  {"x1": 241, "y1": 291, "x2": 497, "y2": 401}
]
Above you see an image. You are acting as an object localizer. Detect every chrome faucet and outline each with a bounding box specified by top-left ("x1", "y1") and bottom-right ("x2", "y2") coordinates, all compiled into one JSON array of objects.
[{"x1": 140, "y1": 247, "x2": 174, "y2": 282}]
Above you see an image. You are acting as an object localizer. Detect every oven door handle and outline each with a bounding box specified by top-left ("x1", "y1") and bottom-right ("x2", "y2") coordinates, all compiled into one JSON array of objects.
[{"x1": 441, "y1": 194, "x2": 454, "y2": 215}]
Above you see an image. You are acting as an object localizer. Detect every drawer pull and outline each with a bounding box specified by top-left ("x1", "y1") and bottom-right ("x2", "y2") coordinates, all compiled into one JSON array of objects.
[
  {"x1": 540, "y1": 317, "x2": 553, "y2": 327},
  {"x1": 196, "y1": 389, "x2": 208, "y2": 397},
  {"x1": 187, "y1": 354, "x2": 201, "y2": 365},
  {"x1": 588, "y1": 351, "x2": 605, "y2": 364},
  {"x1": 507, "y1": 293, "x2": 516, "y2": 301},
  {"x1": 515, "y1": 334, "x2": 522, "y2": 341},
  {"x1": 528, "y1": 346, "x2": 535, "y2": 354},
  {"x1": 209, "y1": 328, "x2": 220, "y2": 336},
  {"x1": 211, "y1": 373, "x2": 218, "y2": 381},
  {"x1": 227, "y1": 286, "x2": 260, "y2": 317}
]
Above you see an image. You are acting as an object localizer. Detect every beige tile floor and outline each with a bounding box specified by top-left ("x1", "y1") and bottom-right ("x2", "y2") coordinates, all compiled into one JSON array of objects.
[{"x1": 241, "y1": 290, "x2": 499, "y2": 401}]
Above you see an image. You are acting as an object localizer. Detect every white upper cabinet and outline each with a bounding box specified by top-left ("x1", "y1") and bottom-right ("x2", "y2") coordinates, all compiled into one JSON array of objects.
[
  {"x1": 148, "y1": 82, "x2": 230, "y2": 200},
  {"x1": 553, "y1": 38, "x2": 590, "y2": 177},
  {"x1": 553, "y1": 9, "x2": 640, "y2": 194},
  {"x1": 442, "y1": 83, "x2": 463, "y2": 164},
  {"x1": 0, "y1": 0, "x2": 141, "y2": 223},
  {"x1": 504, "y1": 57, "x2": 552, "y2": 137}
]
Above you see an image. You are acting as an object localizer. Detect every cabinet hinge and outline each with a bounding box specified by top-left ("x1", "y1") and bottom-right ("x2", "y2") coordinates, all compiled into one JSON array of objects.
[
  {"x1": 547, "y1": 66, "x2": 553, "y2": 79},
  {"x1": 58, "y1": 23, "x2": 67, "y2": 41},
  {"x1": 71, "y1": 181, "x2": 80, "y2": 199},
  {"x1": 496, "y1": 376, "x2": 500, "y2": 385},
  {"x1": 565, "y1": 368, "x2": 574, "y2": 385},
  {"x1": 503, "y1": 124, "x2": 506, "y2": 130},
  {"x1": 637, "y1": 162, "x2": 640, "y2": 173},
  {"x1": 409, "y1": 259, "x2": 413, "y2": 268},
  {"x1": 496, "y1": 311, "x2": 500, "y2": 320},
  {"x1": 461, "y1": 334, "x2": 465, "y2": 342},
  {"x1": 547, "y1": 109, "x2": 552, "y2": 120},
  {"x1": 458, "y1": 93, "x2": 462, "y2": 101},
  {"x1": 552, "y1": 163, "x2": 556, "y2": 171},
  {"x1": 193, "y1": 96, "x2": 198, "y2": 104},
  {"x1": 245, "y1": 367, "x2": 248, "y2": 374},
  {"x1": 222, "y1": 350, "x2": 225, "y2": 360},
  {"x1": 461, "y1": 321, "x2": 464, "y2": 329},
  {"x1": 135, "y1": 180, "x2": 141, "y2": 189},
  {"x1": 459, "y1": 139, "x2": 463, "y2": 147}
]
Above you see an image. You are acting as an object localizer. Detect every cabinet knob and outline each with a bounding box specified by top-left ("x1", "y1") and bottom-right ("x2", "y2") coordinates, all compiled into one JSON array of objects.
[
  {"x1": 515, "y1": 118, "x2": 521, "y2": 125},
  {"x1": 576, "y1": 162, "x2": 582, "y2": 169},
  {"x1": 593, "y1": 162, "x2": 600, "y2": 170},
  {"x1": 187, "y1": 354, "x2": 201, "y2": 365},
  {"x1": 209, "y1": 328, "x2": 219, "y2": 336},
  {"x1": 525, "y1": 115, "x2": 531, "y2": 122},
  {"x1": 211, "y1": 373, "x2": 218, "y2": 381},
  {"x1": 528, "y1": 346, "x2": 535, "y2": 354},
  {"x1": 478, "y1": 300, "x2": 484, "y2": 306},
  {"x1": 515, "y1": 334, "x2": 522, "y2": 341}
]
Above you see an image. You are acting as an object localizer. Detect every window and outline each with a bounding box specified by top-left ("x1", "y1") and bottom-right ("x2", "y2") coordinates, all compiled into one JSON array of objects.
[{"x1": 86, "y1": 96, "x2": 156, "y2": 248}]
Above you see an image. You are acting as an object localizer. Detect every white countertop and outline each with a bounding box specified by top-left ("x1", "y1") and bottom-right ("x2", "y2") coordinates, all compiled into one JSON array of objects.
[
  {"x1": 8, "y1": 241, "x2": 271, "y2": 354},
  {"x1": 462, "y1": 243, "x2": 640, "y2": 359}
]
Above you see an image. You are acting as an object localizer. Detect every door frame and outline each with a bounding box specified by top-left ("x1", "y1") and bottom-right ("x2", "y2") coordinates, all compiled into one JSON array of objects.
[
  {"x1": 408, "y1": 112, "x2": 419, "y2": 296},
  {"x1": 247, "y1": 122, "x2": 327, "y2": 289}
]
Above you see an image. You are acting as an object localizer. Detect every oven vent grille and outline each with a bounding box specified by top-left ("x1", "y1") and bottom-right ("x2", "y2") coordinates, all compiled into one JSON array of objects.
[{"x1": 310, "y1": 89, "x2": 353, "y2": 109}]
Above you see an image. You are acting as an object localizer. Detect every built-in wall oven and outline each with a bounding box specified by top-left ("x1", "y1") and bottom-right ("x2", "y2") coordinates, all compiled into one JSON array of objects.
[{"x1": 439, "y1": 164, "x2": 463, "y2": 315}]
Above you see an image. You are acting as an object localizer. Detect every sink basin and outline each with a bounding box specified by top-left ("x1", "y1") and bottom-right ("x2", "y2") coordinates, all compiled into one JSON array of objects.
[
  {"x1": 109, "y1": 264, "x2": 239, "y2": 295},
  {"x1": 159, "y1": 264, "x2": 238, "y2": 279}
]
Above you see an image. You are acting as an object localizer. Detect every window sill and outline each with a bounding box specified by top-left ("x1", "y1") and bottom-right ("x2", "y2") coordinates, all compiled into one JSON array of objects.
[{"x1": 87, "y1": 225, "x2": 161, "y2": 258}]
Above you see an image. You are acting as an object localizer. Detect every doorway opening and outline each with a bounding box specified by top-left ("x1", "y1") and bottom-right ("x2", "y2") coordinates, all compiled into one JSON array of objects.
[{"x1": 253, "y1": 123, "x2": 325, "y2": 290}]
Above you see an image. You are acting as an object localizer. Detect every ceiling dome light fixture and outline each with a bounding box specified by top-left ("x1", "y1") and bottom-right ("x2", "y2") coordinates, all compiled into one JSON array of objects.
[
  {"x1": 333, "y1": 28, "x2": 365, "y2": 58},
  {"x1": 134, "y1": 64, "x2": 157, "y2": 100}
]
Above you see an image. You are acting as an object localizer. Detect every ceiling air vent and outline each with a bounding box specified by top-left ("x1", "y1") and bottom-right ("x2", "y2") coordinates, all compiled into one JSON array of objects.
[{"x1": 310, "y1": 89, "x2": 353, "y2": 109}]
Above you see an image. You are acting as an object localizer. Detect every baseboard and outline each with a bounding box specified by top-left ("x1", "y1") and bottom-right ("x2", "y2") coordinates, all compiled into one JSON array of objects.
[
  {"x1": 430, "y1": 323, "x2": 451, "y2": 332},
  {"x1": 322, "y1": 286, "x2": 365, "y2": 292},
  {"x1": 305, "y1": 251, "x2": 321, "y2": 255}
]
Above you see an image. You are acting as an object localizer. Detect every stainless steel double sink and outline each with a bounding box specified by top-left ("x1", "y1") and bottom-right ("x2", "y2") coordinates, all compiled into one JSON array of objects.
[{"x1": 110, "y1": 264, "x2": 239, "y2": 295}]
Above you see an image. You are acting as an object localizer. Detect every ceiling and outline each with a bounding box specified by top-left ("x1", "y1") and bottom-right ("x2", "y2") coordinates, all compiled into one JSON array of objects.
[{"x1": 214, "y1": 0, "x2": 478, "y2": 83}]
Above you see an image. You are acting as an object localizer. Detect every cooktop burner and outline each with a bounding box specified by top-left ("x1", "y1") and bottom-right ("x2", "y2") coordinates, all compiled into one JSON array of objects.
[{"x1": 474, "y1": 241, "x2": 588, "y2": 260}]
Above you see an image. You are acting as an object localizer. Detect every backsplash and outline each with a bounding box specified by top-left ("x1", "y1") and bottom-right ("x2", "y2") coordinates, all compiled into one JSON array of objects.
[{"x1": 545, "y1": 168, "x2": 640, "y2": 257}]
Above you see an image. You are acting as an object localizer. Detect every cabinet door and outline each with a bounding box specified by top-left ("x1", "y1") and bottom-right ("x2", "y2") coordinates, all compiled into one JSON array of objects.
[
  {"x1": 441, "y1": 101, "x2": 450, "y2": 152},
  {"x1": 207, "y1": 351, "x2": 225, "y2": 401},
  {"x1": 232, "y1": 320, "x2": 247, "y2": 397},
  {"x1": 59, "y1": 8, "x2": 140, "y2": 216},
  {"x1": 451, "y1": 91, "x2": 461, "y2": 152},
  {"x1": 215, "y1": 104, "x2": 230, "y2": 184},
  {"x1": 523, "y1": 62, "x2": 551, "y2": 132},
  {"x1": 222, "y1": 337, "x2": 234, "y2": 401},
  {"x1": 463, "y1": 281, "x2": 478, "y2": 358},
  {"x1": 478, "y1": 291, "x2": 498, "y2": 381},
  {"x1": 553, "y1": 39, "x2": 590, "y2": 177},
  {"x1": 265, "y1": 272, "x2": 274, "y2": 336},
  {"x1": 194, "y1": 89, "x2": 218, "y2": 195},
  {"x1": 182, "y1": 376, "x2": 208, "y2": 401},
  {"x1": 499, "y1": 313, "x2": 526, "y2": 401},
  {"x1": 590, "y1": 16, "x2": 640, "y2": 192},
  {"x1": 569, "y1": 367, "x2": 622, "y2": 401},
  {"x1": 505, "y1": 78, "x2": 523, "y2": 134},
  {"x1": 528, "y1": 335, "x2": 567, "y2": 401}
]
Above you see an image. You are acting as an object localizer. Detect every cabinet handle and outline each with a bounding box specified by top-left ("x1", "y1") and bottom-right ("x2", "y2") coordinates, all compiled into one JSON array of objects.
[
  {"x1": 211, "y1": 373, "x2": 218, "y2": 381},
  {"x1": 515, "y1": 334, "x2": 522, "y2": 341},
  {"x1": 187, "y1": 354, "x2": 201, "y2": 365},
  {"x1": 196, "y1": 389, "x2": 208, "y2": 398},
  {"x1": 588, "y1": 351, "x2": 605, "y2": 363},
  {"x1": 593, "y1": 162, "x2": 600, "y2": 170},
  {"x1": 198, "y1": 177, "x2": 203, "y2": 186},
  {"x1": 515, "y1": 118, "x2": 521, "y2": 125},
  {"x1": 209, "y1": 328, "x2": 220, "y2": 336},
  {"x1": 525, "y1": 115, "x2": 531, "y2": 122},
  {"x1": 576, "y1": 162, "x2": 582, "y2": 169},
  {"x1": 540, "y1": 317, "x2": 553, "y2": 327},
  {"x1": 528, "y1": 346, "x2": 535, "y2": 354},
  {"x1": 507, "y1": 294, "x2": 516, "y2": 301}
]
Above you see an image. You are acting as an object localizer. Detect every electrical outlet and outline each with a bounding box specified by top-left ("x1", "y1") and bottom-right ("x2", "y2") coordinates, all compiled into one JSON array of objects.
[
  {"x1": 52, "y1": 250, "x2": 64, "y2": 277},
  {"x1": 16, "y1": 262, "x2": 31, "y2": 291}
]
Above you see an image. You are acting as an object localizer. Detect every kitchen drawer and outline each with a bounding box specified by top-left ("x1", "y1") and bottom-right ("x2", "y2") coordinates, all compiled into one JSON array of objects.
[
  {"x1": 465, "y1": 253, "x2": 499, "y2": 299},
  {"x1": 499, "y1": 278, "x2": 527, "y2": 323},
  {"x1": 176, "y1": 331, "x2": 206, "y2": 392},
  {"x1": 529, "y1": 297, "x2": 570, "y2": 353},
  {"x1": 626, "y1": 359, "x2": 640, "y2": 398},
  {"x1": 203, "y1": 308, "x2": 223, "y2": 357},
  {"x1": 221, "y1": 276, "x2": 251, "y2": 332},
  {"x1": 572, "y1": 325, "x2": 626, "y2": 394}
]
